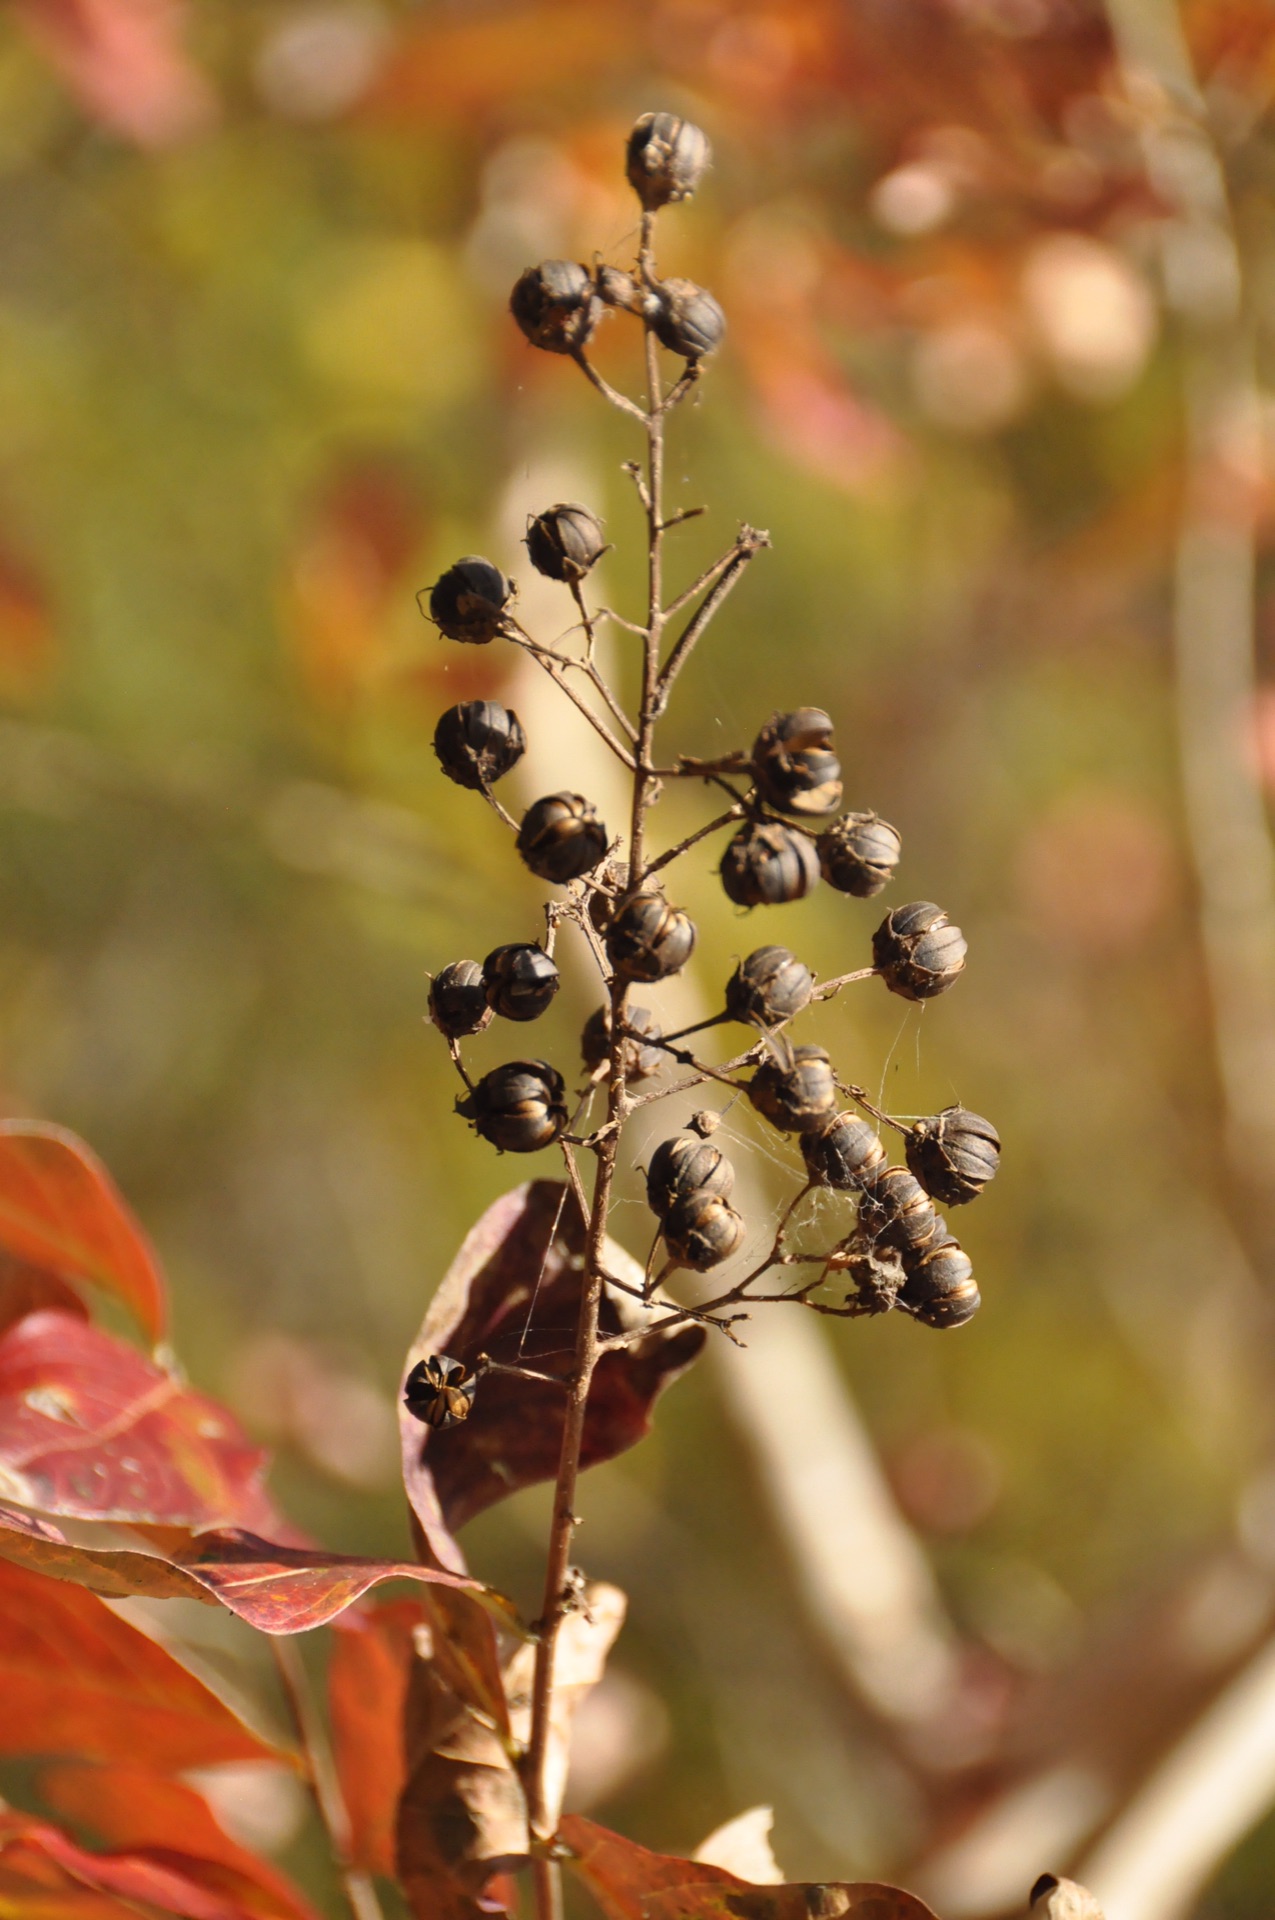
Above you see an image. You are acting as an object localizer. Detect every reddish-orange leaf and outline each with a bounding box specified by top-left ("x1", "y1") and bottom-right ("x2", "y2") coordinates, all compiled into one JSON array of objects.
[
  {"x1": 0, "y1": 1558, "x2": 281, "y2": 1771},
  {"x1": 558, "y1": 1818, "x2": 941, "y2": 1920},
  {"x1": 8, "y1": 0, "x2": 215, "y2": 149},
  {"x1": 0, "y1": 1812, "x2": 254, "y2": 1920},
  {"x1": 0, "y1": 1123, "x2": 166, "y2": 1341},
  {"x1": 40, "y1": 1766, "x2": 318, "y2": 1920},
  {"x1": 0, "y1": 1309, "x2": 266, "y2": 1527},
  {"x1": 0, "y1": 1258, "x2": 88, "y2": 1339},
  {"x1": 329, "y1": 1601, "x2": 427, "y2": 1876}
]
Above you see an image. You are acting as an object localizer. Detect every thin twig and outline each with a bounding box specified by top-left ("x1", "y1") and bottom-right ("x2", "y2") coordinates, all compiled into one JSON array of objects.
[
  {"x1": 641, "y1": 804, "x2": 744, "y2": 881},
  {"x1": 653, "y1": 527, "x2": 771, "y2": 716},
  {"x1": 270, "y1": 1638, "x2": 384, "y2": 1920},
  {"x1": 509, "y1": 630, "x2": 637, "y2": 769},
  {"x1": 570, "y1": 349, "x2": 649, "y2": 422}
]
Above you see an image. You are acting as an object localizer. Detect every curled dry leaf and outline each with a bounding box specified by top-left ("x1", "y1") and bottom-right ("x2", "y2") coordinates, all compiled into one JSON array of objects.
[
  {"x1": 694, "y1": 1807, "x2": 784, "y2": 1886},
  {"x1": 399, "y1": 1181, "x2": 705, "y2": 1573},
  {"x1": 558, "y1": 1816, "x2": 942, "y2": 1920},
  {"x1": 504, "y1": 1578, "x2": 626, "y2": 1830},
  {"x1": 0, "y1": 1309, "x2": 266, "y2": 1529},
  {"x1": 39, "y1": 1765, "x2": 318, "y2": 1920},
  {"x1": 0, "y1": 1557, "x2": 280, "y2": 1772},
  {"x1": 0, "y1": 1122, "x2": 167, "y2": 1341},
  {"x1": 1030, "y1": 1877, "x2": 1105, "y2": 1919}
]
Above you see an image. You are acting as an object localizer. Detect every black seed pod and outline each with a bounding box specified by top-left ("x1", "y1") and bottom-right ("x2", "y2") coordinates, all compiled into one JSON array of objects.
[
  {"x1": 433, "y1": 701, "x2": 526, "y2": 791},
  {"x1": 581, "y1": 1004, "x2": 663, "y2": 1081},
  {"x1": 403, "y1": 1354, "x2": 476, "y2": 1430},
  {"x1": 517, "y1": 793, "x2": 608, "y2": 884},
  {"x1": 662, "y1": 1188, "x2": 746, "y2": 1271},
  {"x1": 801, "y1": 1112, "x2": 887, "y2": 1191},
  {"x1": 906, "y1": 1107, "x2": 1001, "y2": 1206},
  {"x1": 872, "y1": 901, "x2": 967, "y2": 1000},
  {"x1": 817, "y1": 811, "x2": 902, "y2": 898},
  {"x1": 509, "y1": 260, "x2": 600, "y2": 355},
  {"x1": 626, "y1": 112, "x2": 711, "y2": 210},
  {"x1": 482, "y1": 943, "x2": 560, "y2": 1023},
  {"x1": 900, "y1": 1236, "x2": 980, "y2": 1330},
  {"x1": 427, "y1": 557, "x2": 513, "y2": 645},
  {"x1": 429, "y1": 960, "x2": 493, "y2": 1040},
  {"x1": 525, "y1": 503, "x2": 609, "y2": 583},
  {"x1": 646, "y1": 1132, "x2": 735, "y2": 1217},
  {"x1": 605, "y1": 892, "x2": 696, "y2": 982},
  {"x1": 651, "y1": 278, "x2": 726, "y2": 364},
  {"x1": 857, "y1": 1165, "x2": 943, "y2": 1255},
  {"x1": 752, "y1": 709, "x2": 843, "y2": 819},
  {"x1": 721, "y1": 821, "x2": 821, "y2": 907},
  {"x1": 748, "y1": 1045, "x2": 838, "y2": 1134},
  {"x1": 457, "y1": 1060, "x2": 567, "y2": 1153},
  {"x1": 724, "y1": 945, "x2": 813, "y2": 1028}
]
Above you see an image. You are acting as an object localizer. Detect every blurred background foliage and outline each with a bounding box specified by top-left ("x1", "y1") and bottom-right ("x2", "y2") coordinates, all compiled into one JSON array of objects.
[{"x1": 6, "y1": 1, "x2": 1275, "y2": 1915}]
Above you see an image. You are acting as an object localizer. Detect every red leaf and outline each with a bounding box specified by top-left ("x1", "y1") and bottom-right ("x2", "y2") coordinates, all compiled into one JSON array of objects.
[
  {"x1": 399, "y1": 1182, "x2": 704, "y2": 1573},
  {"x1": 0, "y1": 1259, "x2": 89, "y2": 1339},
  {"x1": 0, "y1": 1310, "x2": 265, "y2": 1527},
  {"x1": 0, "y1": 1124, "x2": 166, "y2": 1341},
  {"x1": 558, "y1": 1818, "x2": 941, "y2": 1920},
  {"x1": 329, "y1": 1601, "x2": 425, "y2": 1876},
  {"x1": 0, "y1": 1812, "x2": 259, "y2": 1920},
  {"x1": 40, "y1": 1766, "x2": 318, "y2": 1920},
  {"x1": 8, "y1": 0, "x2": 215, "y2": 149},
  {"x1": 0, "y1": 1557, "x2": 281, "y2": 1771}
]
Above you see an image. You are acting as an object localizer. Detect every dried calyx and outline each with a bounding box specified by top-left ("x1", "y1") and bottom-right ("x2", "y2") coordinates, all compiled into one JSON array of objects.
[
  {"x1": 873, "y1": 900, "x2": 967, "y2": 999},
  {"x1": 752, "y1": 709, "x2": 843, "y2": 818},
  {"x1": 626, "y1": 112, "x2": 711, "y2": 209},
  {"x1": 403, "y1": 1353, "x2": 476, "y2": 1429},
  {"x1": 749, "y1": 1045, "x2": 838, "y2": 1133},
  {"x1": 429, "y1": 960, "x2": 493, "y2": 1040},
  {"x1": 482, "y1": 943, "x2": 561, "y2": 1022},
  {"x1": 434, "y1": 700, "x2": 526, "y2": 790},
  {"x1": 721, "y1": 820, "x2": 821, "y2": 907},
  {"x1": 517, "y1": 792, "x2": 608, "y2": 883},
  {"x1": 724, "y1": 945, "x2": 813, "y2": 1027},
  {"x1": 510, "y1": 259, "x2": 599, "y2": 353},
  {"x1": 457, "y1": 1061, "x2": 568, "y2": 1152},
  {"x1": 526, "y1": 503, "x2": 609, "y2": 582},
  {"x1": 427, "y1": 556, "x2": 513, "y2": 644},
  {"x1": 606, "y1": 891, "x2": 696, "y2": 982},
  {"x1": 818, "y1": 810, "x2": 901, "y2": 897}
]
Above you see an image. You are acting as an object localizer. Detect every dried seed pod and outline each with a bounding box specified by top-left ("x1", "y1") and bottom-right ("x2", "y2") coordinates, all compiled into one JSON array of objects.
[
  {"x1": 900, "y1": 1235, "x2": 980, "y2": 1330},
  {"x1": 857, "y1": 1164, "x2": 943, "y2": 1255},
  {"x1": 525, "y1": 503, "x2": 609, "y2": 583},
  {"x1": 646, "y1": 1132, "x2": 735, "y2": 1216},
  {"x1": 596, "y1": 265, "x2": 642, "y2": 311},
  {"x1": 605, "y1": 891, "x2": 696, "y2": 982},
  {"x1": 509, "y1": 260, "x2": 600, "y2": 354},
  {"x1": 580, "y1": 1004, "x2": 663, "y2": 1081},
  {"x1": 651, "y1": 277, "x2": 726, "y2": 364},
  {"x1": 625, "y1": 112, "x2": 711, "y2": 210},
  {"x1": 688, "y1": 1109, "x2": 721, "y2": 1137},
  {"x1": 817, "y1": 811, "x2": 902, "y2": 897},
  {"x1": 721, "y1": 821, "x2": 821, "y2": 907},
  {"x1": 840, "y1": 1243, "x2": 905, "y2": 1315},
  {"x1": 482, "y1": 943, "x2": 561, "y2": 1022},
  {"x1": 586, "y1": 859, "x2": 629, "y2": 934},
  {"x1": 724, "y1": 945, "x2": 814, "y2": 1027},
  {"x1": 457, "y1": 1059, "x2": 568, "y2": 1153},
  {"x1": 748, "y1": 1045, "x2": 837, "y2": 1134},
  {"x1": 403, "y1": 1353, "x2": 476, "y2": 1430},
  {"x1": 752, "y1": 709, "x2": 843, "y2": 818},
  {"x1": 429, "y1": 960, "x2": 493, "y2": 1040},
  {"x1": 1029, "y1": 1877, "x2": 1105, "y2": 1920},
  {"x1": 801, "y1": 1111, "x2": 887, "y2": 1191},
  {"x1": 517, "y1": 793, "x2": 608, "y2": 884},
  {"x1": 433, "y1": 700, "x2": 526, "y2": 791},
  {"x1": 906, "y1": 1106, "x2": 1000, "y2": 1206},
  {"x1": 662, "y1": 1187, "x2": 745, "y2": 1271},
  {"x1": 427, "y1": 556, "x2": 513, "y2": 645},
  {"x1": 872, "y1": 900, "x2": 967, "y2": 1000}
]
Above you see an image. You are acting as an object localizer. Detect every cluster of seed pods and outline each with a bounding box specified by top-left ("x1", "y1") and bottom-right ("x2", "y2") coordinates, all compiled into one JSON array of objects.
[{"x1": 418, "y1": 109, "x2": 998, "y2": 1340}]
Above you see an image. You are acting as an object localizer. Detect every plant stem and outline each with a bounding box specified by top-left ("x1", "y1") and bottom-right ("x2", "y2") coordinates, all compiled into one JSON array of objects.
[{"x1": 270, "y1": 1637, "x2": 384, "y2": 1920}]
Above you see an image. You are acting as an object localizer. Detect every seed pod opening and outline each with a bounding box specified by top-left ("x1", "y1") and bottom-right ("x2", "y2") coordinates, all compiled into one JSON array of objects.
[
  {"x1": 857, "y1": 1164, "x2": 943, "y2": 1255},
  {"x1": 840, "y1": 1243, "x2": 906, "y2": 1316},
  {"x1": 872, "y1": 901, "x2": 967, "y2": 1000},
  {"x1": 403, "y1": 1353, "x2": 476, "y2": 1430},
  {"x1": 748, "y1": 1045, "x2": 837, "y2": 1134},
  {"x1": 605, "y1": 891, "x2": 696, "y2": 982},
  {"x1": 817, "y1": 811, "x2": 902, "y2": 898},
  {"x1": 625, "y1": 112, "x2": 711, "y2": 209},
  {"x1": 457, "y1": 1059, "x2": 568, "y2": 1153},
  {"x1": 482, "y1": 943, "x2": 561, "y2": 1022},
  {"x1": 510, "y1": 260, "x2": 600, "y2": 354},
  {"x1": 429, "y1": 960, "x2": 493, "y2": 1040},
  {"x1": 900, "y1": 1236, "x2": 980, "y2": 1330},
  {"x1": 433, "y1": 701, "x2": 526, "y2": 791},
  {"x1": 752, "y1": 709, "x2": 843, "y2": 819},
  {"x1": 662, "y1": 1188, "x2": 745, "y2": 1271},
  {"x1": 906, "y1": 1106, "x2": 1000, "y2": 1206},
  {"x1": 801, "y1": 1111, "x2": 887, "y2": 1191},
  {"x1": 650, "y1": 277, "x2": 726, "y2": 364},
  {"x1": 517, "y1": 793, "x2": 608, "y2": 885},
  {"x1": 596, "y1": 265, "x2": 643, "y2": 311},
  {"x1": 426, "y1": 557, "x2": 513, "y2": 645},
  {"x1": 525, "y1": 502, "x2": 609, "y2": 583},
  {"x1": 721, "y1": 821, "x2": 821, "y2": 908},
  {"x1": 646, "y1": 1131, "x2": 735, "y2": 1217},
  {"x1": 581, "y1": 1003, "x2": 663, "y2": 1081},
  {"x1": 724, "y1": 945, "x2": 814, "y2": 1027}
]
